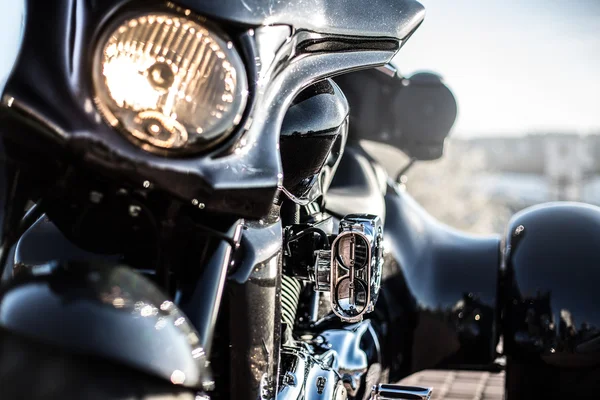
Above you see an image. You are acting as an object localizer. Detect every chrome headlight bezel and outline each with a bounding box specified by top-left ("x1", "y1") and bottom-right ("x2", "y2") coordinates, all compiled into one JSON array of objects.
[{"x1": 92, "y1": 6, "x2": 249, "y2": 156}]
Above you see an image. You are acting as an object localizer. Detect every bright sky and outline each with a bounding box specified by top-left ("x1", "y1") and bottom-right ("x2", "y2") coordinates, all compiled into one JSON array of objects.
[{"x1": 394, "y1": 0, "x2": 600, "y2": 137}]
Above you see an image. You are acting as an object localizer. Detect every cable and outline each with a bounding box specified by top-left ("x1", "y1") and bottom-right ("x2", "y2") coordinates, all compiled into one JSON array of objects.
[{"x1": 287, "y1": 227, "x2": 330, "y2": 248}]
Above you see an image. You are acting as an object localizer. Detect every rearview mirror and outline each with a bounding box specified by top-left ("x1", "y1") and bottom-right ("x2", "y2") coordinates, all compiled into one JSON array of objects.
[{"x1": 335, "y1": 69, "x2": 457, "y2": 161}]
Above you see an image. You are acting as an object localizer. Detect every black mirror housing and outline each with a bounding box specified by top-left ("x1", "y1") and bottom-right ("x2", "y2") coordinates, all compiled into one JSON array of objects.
[{"x1": 335, "y1": 69, "x2": 457, "y2": 161}]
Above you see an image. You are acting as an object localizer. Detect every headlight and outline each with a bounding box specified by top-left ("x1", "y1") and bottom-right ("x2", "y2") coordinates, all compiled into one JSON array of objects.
[{"x1": 93, "y1": 11, "x2": 248, "y2": 153}]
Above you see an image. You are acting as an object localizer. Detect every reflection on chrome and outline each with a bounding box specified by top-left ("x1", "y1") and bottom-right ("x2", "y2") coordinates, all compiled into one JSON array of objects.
[
  {"x1": 140, "y1": 304, "x2": 157, "y2": 317},
  {"x1": 112, "y1": 297, "x2": 125, "y2": 308},
  {"x1": 335, "y1": 277, "x2": 367, "y2": 316},
  {"x1": 160, "y1": 300, "x2": 173, "y2": 311},
  {"x1": 192, "y1": 348, "x2": 205, "y2": 359},
  {"x1": 336, "y1": 234, "x2": 369, "y2": 270},
  {"x1": 154, "y1": 317, "x2": 168, "y2": 330}
]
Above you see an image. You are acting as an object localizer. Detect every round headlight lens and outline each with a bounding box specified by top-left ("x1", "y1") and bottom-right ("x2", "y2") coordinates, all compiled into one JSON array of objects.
[{"x1": 93, "y1": 12, "x2": 248, "y2": 152}]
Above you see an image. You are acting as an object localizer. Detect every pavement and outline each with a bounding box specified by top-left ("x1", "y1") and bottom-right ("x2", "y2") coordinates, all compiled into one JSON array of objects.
[{"x1": 399, "y1": 370, "x2": 505, "y2": 400}]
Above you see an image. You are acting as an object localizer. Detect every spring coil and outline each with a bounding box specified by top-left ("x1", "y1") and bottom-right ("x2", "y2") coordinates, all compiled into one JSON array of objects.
[{"x1": 281, "y1": 275, "x2": 302, "y2": 327}]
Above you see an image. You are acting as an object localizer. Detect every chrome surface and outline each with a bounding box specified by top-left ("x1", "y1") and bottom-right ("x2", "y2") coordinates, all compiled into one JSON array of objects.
[
  {"x1": 330, "y1": 215, "x2": 383, "y2": 322},
  {"x1": 281, "y1": 274, "x2": 302, "y2": 327},
  {"x1": 371, "y1": 383, "x2": 432, "y2": 400},
  {"x1": 296, "y1": 215, "x2": 384, "y2": 322},
  {"x1": 278, "y1": 320, "x2": 381, "y2": 399},
  {"x1": 317, "y1": 321, "x2": 378, "y2": 398},
  {"x1": 312, "y1": 249, "x2": 332, "y2": 292},
  {"x1": 278, "y1": 346, "x2": 347, "y2": 400}
]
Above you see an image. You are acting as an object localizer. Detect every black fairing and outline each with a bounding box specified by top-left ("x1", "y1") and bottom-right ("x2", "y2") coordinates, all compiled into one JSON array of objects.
[
  {"x1": 383, "y1": 184, "x2": 500, "y2": 372},
  {"x1": 175, "y1": 0, "x2": 425, "y2": 39},
  {"x1": 14, "y1": 217, "x2": 121, "y2": 266},
  {"x1": 1, "y1": 0, "x2": 425, "y2": 220},
  {"x1": 0, "y1": 261, "x2": 208, "y2": 388},
  {"x1": 1, "y1": 0, "x2": 272, "y2": 218},
  {"x1": 503, "y1": 202, "x2": 600, "y2": 367}
]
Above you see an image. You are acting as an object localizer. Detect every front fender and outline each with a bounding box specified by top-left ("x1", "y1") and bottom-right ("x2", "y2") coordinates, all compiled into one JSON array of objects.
[{"x1": 0, "y1": 261, "x2": 208, "y2": 388}]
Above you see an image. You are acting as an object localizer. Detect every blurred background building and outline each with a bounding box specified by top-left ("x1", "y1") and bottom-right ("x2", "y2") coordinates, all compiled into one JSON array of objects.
[
  {"x1": 364, "y1": 132, "x2": 600, "y2": 235},
  {"x1": 467, "y1": 133, "x2": 600, "y2": 206}
]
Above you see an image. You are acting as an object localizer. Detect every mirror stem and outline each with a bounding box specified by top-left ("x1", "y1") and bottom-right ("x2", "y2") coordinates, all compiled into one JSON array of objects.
[{"x1": 395, "y1": 157, "x2": 416, "y2": 183}]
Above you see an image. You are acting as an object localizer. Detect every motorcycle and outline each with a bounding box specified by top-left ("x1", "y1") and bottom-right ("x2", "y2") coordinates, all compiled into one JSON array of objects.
[
  {"x1": 2, "y1": 1, "x2": 599, "y2": 399},
  {"x1": 0, "y1": 0, "x2": 429, "y2": 399}
]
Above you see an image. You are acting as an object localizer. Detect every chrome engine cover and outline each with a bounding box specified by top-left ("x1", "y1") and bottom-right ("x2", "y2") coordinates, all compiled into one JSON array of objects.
[
  {"x1": 283, "y1": 213, "x2": 383, "y2": 322},
  {"x1": 330, "y1": 215, "x2": 383, "y2": 322}
]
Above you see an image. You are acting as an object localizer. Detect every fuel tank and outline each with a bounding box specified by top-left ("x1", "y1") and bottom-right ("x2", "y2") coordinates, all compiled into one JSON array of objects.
[
  {"x1": 383, "y1": 184, "x2": 500, "y2": 375},
  {"x1": 502, "y1": 202, "x2": 600, "y2": 367}
]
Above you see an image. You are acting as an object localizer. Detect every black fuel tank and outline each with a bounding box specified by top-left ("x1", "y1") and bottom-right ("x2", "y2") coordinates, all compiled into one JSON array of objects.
[{"x1": 503, "y1": 202, "x2": 600, "y2": 367}]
